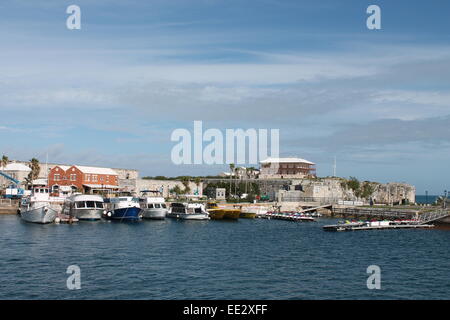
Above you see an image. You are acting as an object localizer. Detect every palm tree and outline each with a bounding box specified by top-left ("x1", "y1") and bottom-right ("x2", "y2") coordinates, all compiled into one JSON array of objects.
[
  {"x1": 180, "y1": 177, "x2": 191, "y2": 196},
  {"x1": 248, "y1": 167, "x2": 256, "y2": 179},
  {"x1": 27, "y1": 158, "x2": 40, "y2": 189},
  {"x1": 1, "y1": 155, "x2": 9, "y2": 169},
  {"x1": 194, "y1": 177, "x2": 201, "y2": 196},
  {"x1": 229, "y1": 163, "x2": 235, "y2": 198},
  {"x1": 24, "y1": 177, "x2": 33, "y2": 191}
]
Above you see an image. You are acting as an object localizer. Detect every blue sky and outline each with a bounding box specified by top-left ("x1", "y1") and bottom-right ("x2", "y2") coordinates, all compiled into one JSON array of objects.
[{"x1": 0, "y1": 0, "x2": 449, "y2": 194}]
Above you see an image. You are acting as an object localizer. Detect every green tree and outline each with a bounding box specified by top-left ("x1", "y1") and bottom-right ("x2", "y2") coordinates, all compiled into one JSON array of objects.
[
  {"x1": 1, "y1": 155, "x2": 9, "y2": 169},
  {"x1": 180, "y1": 177, "x2": 191, "y2": 195},
  {"x1": 361, "y1": 182, "x2": 375, "y2": 200},
  {"x1": 27, "y1": 158, "x2": 40, "y2": 184},
  {"x1": 346, "y1": 177, "x2": 360, "y2": 192},
  {"x1": 170, "y1": 185, "x2": 183, "y2": 198}
]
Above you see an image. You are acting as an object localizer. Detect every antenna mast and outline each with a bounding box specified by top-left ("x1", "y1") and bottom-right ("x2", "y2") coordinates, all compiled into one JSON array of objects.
[{"x1": 333, "y1": 156, "x2": 337, "y2": 177}]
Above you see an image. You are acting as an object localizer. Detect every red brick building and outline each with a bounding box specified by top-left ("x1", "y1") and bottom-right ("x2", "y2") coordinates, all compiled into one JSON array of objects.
[{"x1": 48, "y1": 165, "x2": 119, "y2": 194}]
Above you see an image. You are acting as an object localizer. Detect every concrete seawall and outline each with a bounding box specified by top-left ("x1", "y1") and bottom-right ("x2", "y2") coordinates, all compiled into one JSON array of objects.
[
  {"x1": 0, "y1": 200, "x2": 19, "y2": 215},
  {"x1": 0, "y1": 208, "x2": 18, "y2": 214}
]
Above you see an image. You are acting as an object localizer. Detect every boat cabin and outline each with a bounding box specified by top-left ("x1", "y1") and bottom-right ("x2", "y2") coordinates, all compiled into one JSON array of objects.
[{"x1": 171, "y1": 202, "x2": 205, "y2": 214}]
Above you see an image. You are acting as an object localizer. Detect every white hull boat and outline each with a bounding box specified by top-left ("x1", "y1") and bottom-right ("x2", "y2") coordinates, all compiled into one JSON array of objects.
[
  {"x1": 168, "y1": 203, "x2": 209, "y2": 220},
  {"x1": 62, "y1": 194, "x2": 105, "y2": 220},
  {"x1": 139, "y1": 194, "x2": 168, "y2": 220},
  {"x1": 19, "y1": 187, "x2": 63, "y2": 224},
  {"x1": 20, "y1": 205, "x2": 58, "y2": 224}
]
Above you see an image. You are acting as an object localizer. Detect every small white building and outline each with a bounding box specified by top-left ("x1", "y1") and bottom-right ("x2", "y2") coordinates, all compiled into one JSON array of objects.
[
  {"x1": 215, "y1": 188, "x2": 226, "y2": 200},
  {"x1": 0, "y1": 162, "x2": 31, "y2": 187}
]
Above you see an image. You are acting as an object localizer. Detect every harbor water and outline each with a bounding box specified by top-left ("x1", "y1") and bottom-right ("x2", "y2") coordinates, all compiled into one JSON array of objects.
[
  {"x1": 415, "y1": 195, "x2": 440, "y2": 205},
  {"x1": 0, "y1": 214, "x2": 449, "y2": 300}
]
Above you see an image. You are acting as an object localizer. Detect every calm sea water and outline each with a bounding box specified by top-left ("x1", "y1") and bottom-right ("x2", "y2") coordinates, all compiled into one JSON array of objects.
[
  {"x1": 0, "y1": 214, "x2": 449, "y2": 300},
  {"x1": 416, "y1": 195, "x2": 439, "y2": 204}
]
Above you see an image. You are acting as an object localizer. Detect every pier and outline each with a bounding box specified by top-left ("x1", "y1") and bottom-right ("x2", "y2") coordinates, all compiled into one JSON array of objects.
[
  {"x1": 0, "y1": 199, "x2": 19, "y2": 214},
  {"x1": 332, "y1": 207, "x2": 450, "y2": 222},
  {"x1": 325, "y1": 207, "x2": 450, "y2": 231},
  {"x1": 323, "y1": 222, "x2": 435, "y2": 232}
]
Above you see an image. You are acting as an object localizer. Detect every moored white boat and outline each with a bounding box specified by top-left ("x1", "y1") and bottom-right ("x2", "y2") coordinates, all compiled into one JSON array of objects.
[
  {"x1": 167, "y1": 203, "x2": 209, "y2": 220},
  {"x1": 19, "y1": 187, "x2": 64, "y2": 224},
  {"x1": 242, "y1": 206, "x2": 268, "y2": 218},
  {"x1": 139, "y1": 192, "x2": 167, "y2": 220},
  {"x1": 62, "y1": 194, "x2": 105, "y2": 221}
]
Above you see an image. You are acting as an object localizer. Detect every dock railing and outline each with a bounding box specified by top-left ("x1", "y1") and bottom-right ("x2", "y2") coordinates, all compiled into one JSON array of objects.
[
  {"x1": 279, "y1": 196, "x2": 353, "y2": 205},
  {"x1": 332, "y1": 207, "x2": 416, "y2": 219},
  {"x1": 418, "y1": 210, "x2": 450, "y2": 224},
  {"x1": 332, "y1": 207, "x2": 450, "y2": 224}
]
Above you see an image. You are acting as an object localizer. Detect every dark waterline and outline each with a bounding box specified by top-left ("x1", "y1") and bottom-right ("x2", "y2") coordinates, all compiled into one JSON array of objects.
[{"x1": 0, "y1": 215, "x2": 449, "y2": 300}]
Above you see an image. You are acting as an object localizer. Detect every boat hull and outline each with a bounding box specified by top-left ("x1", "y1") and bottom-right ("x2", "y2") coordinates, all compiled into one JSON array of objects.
[
  {"x1": 167, "y1": 213, "x2": 209, "y2": 220},
  {"x1": 208, "y1": 209, "x2": 225, "y2": 220},
  {"x1": 72, "y1": 209, "x2": 103, "y2": 221},
  {"x1": 223, "y1": 210, "x2": 240, "y2": 220},
  {"x1": 105, "y1": 207, "x2": 142, "y2": 221},
  {"x1": 20, "y1": 206, "x2": 57, "y2": 224},
  {"x1": 239, "y1": 212, "x2": 256, "y2": 219},
  {"x1": 142, "y1": 208, "x2": 167, "y2": 220}
]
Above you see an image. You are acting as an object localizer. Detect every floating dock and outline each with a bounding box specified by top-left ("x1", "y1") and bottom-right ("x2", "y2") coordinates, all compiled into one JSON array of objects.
[
  {"x1": 55, "y1": 214, "x2": 78, "y2": 224},
  {"x1": 323, "y1": 221, "x2": 434, "y2": 232},
  {"x1": 258, "y1": 212, "x2": 316, "y2": 222}
]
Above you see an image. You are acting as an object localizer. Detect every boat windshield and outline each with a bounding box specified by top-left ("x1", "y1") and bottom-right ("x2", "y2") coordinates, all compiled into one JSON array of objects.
[
  {"x1": 172, "y1": 207, "x2": 186, "y2": 214},
  {"x1": 86, "y1": 201, "x2": 96, "y2": 208},
  {"x1": 75, "y1": 201, "x2": 104, "y2": 209}
]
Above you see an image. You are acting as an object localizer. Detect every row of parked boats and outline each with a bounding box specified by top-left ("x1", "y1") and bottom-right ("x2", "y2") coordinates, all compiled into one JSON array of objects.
[{"x1": 17, "y1": 187, "x2": 270, "y2": 224}]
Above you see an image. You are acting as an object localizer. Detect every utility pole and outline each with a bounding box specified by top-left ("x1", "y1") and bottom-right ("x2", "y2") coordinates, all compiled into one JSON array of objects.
[
  {"x1": 445, "y1": 190, "x2": 448, "y2": 209},
  {"x1": 333, "y1": 156, "x2": 336, "y2": 177}
]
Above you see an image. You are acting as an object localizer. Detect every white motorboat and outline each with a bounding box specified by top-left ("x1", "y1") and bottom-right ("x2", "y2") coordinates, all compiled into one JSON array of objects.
[
  {"x1": 62, "y1": 194, "x2": 105, "y2": 220},
  {"x1": 139, "y1": 190, "x2": 167, "y2": 220},
  {"x1": 139, "y1": 197, "x2": 167, "y2": 220},
  {"x1": 242, "y1": 206, "x2": 268, "y2": 218},
  {"x1": 167, "y1": 203, "x2": 210, "y2": 220}
]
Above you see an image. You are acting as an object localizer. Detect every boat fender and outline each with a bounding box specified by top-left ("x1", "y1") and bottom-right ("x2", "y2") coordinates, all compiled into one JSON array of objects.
[
  {"x1": 55, "y1": 217, "x2": 61, "y2": 224},
  {"x1": 107, "y1": 211, "x2": 112, "y2": 217}
]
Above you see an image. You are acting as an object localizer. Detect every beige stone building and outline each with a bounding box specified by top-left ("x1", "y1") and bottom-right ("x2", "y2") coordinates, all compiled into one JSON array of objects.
[{"x1": 259, "y1": 157, "x2": 316, "y2": 179}]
